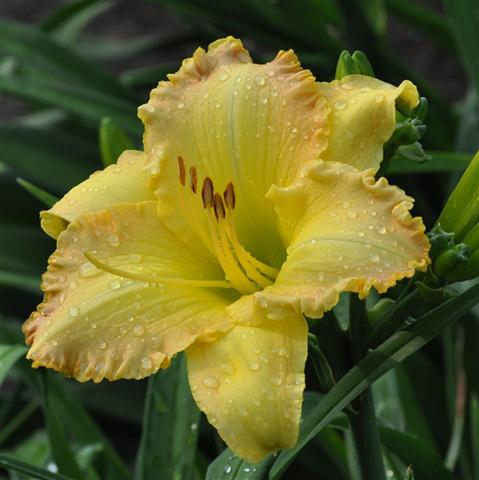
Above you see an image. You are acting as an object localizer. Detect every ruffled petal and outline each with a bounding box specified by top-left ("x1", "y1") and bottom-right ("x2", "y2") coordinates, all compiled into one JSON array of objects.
[
  {"x1": 138, "y1": 36, "x2": 329, "y2": 266},
  {"x1": 186, "y1": 295, "x2": 307, "y2": 463},
  {"x1": 258, "y1": 160, "x2": 430, "y2": 318},
  {"x1": 318, "y1": 75, "x2": 419, "y2": 172},
  {"x1": 24, "y1": 202, "x2": 237, "y2": 382},
  {"x1": 41, "y1": 150, "x2": 155, "y2": 239}
]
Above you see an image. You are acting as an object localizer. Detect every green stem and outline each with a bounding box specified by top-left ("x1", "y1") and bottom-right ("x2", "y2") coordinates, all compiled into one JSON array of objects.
[
  {"x1": 348, "y1": 389, "x2": 386, "y2": 480},
  {"x1": 347, "y1": 296, "x2": 386, "y2": 480}
]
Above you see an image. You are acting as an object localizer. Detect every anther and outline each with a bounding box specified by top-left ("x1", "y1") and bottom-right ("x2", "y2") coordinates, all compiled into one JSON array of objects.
[
  {"x1": 177, "y1": 156, "x2": 186, "y2": 186},
  {"x1": 213, "y1": 193, "x2": 226, "y2": 221},
  {"x1": 223, "y1": 182, "x2": 236, "y2": 210},
  {"x1": 201, "y1": 177, "x2": 214, "y2": 208},
  {"x1": 190, "y1": 166, "x2": 198, "y2": 193}
]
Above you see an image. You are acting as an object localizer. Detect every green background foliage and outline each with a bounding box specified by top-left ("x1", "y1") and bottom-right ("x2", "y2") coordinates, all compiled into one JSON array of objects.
[{"x1": 1, "y1": 0, "x2": 478, "y2": 479}]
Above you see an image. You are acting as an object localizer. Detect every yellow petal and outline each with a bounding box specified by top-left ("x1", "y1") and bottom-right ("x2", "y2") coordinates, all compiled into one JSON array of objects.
[
  {"x1": 186, "y1": 295, "x2": 307, "y2": 463},
  {"x1": 318, "y1": 75, "x2": 419, "y2": 172},
  {"x1": 138, "y1": 36, "x2": 330, "y2": 266},
  {"x1": 24, "y1": 202, "x2": 238, "y2": 382},
  {"x1": 40, "y1": 150, "x2": 155, "y2": 239},
  {"x1": 259, "y1": 160, "x2": 430, "y2": 318}
]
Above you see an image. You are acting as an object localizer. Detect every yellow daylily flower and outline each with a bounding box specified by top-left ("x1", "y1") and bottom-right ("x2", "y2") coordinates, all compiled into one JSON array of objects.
[{"x1": 23, "y1": 37, "x2": 430, "y2": 463}]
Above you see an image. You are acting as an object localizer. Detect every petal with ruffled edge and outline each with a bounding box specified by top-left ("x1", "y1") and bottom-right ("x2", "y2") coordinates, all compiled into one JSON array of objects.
[
  {"x1": 318, "y1": 75, "x2": 419, "y2": 172},
  {"x1": 41, "y1": 150, "x2": 155, "y2": 239},
  {"x1": 186, "y1": 295, "x2": 307, "y2": 463},
  {"x1": 138, "y1": 36, "x2": 330, "y2": 266},
  {"x1": 256, "y1": 160, "x2": 430, "y2": 318},
  {"x1": 24, "y1": 202, "x2": 238, "y2": 383}
]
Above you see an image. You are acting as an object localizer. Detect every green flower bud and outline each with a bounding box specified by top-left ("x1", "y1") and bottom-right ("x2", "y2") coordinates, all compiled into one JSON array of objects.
[
  {"x1": 351, "y1": 50, "x2": 375, "y2": 77},
  {"x1": 367, "y1": 298, "x2": 395, "y2": 325},
  {"x1": 434, "y1": 243, "x2": 469, "y2": 278},
  {"x1": 427, "y1": 225, "x2": 455, "y2": 259},
  {"x1": 335, "y1": 50, "x2": 374, "y2": 80}
]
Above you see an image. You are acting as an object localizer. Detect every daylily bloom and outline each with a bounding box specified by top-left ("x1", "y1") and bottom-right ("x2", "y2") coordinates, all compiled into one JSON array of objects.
[{"x1": 24, "y1": 37, "x2": 430, "y2": 462}]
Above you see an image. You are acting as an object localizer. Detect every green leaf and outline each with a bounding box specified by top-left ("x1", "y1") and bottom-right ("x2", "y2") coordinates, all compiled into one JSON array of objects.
[
  {"x1": 0, "y1": 124, "x2": 99, "y2": 193},
  {"x1": 134, "y1": 353, "x2": 200, "y2": 480},
  {"x1": 44, "y1": 375, "x2": 130, "y2": 480},
  {"x1": 40, "y1": 374, "x2": 84, "y2": 479},
  {"x1": 442, "y1": 0, "x2": 479, "y2": 96},
  {"x1": 379, "y1": 426, "x2": 452, "y2": 480},
  {"x1": 471, "y1": 394, "x2": 479, "y2": 478},
  {"x1": 99, "y1": 117, "x2": 134, "y2": 167},
  {"x1": 0, "y1": 453, "x2": 75, "y2": 480},
  {"x1": 41, "y1": 0, "x2": 115, "y2": 42},
  {"x1": 269, "y1": 280, "x2": 479, "y2": 478},
  {"x1": 16, "y1": 178, "x2": 58, "y2": 208},
  {"x1": 206, "y1": 450, "x2": 273, "y2": 480},
  {"x1": 0, "y1": 344, "x2": 27, "y2": 384},
  {"x1": 0, "y1": 20, "x2": 135, "y2": 101}
]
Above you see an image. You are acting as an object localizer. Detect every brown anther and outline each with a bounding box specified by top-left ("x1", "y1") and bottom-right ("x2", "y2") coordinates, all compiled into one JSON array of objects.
[
  {"x1": 201, "y1": 177, "x2": 214, "y2": 208},
  {"x1": 223, "y1": 182, "x2": 236, "y2": 209},
  {"x1": 213, "y1": 193, "x2": 226, "y2": 221},
  {"x1": 177, "y1": 156, "x2": 186, "y2": 186},
  {"x1": 190, "y1": 166, "x2": 198, "y2": 193}
]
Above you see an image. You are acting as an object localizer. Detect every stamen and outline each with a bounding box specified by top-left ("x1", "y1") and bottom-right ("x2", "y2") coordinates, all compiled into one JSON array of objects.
[
  {"x1": 224, "y1": 182, "x2": 236, "y2": 209},
  {"x1": 213, "y1": 193, "x2": 226, "y2": 221},
  {"x1": 84, "y1": 252, "x2": 233, "y2": 289},
  {"x1": 190, "y1": 166, "x2": 198, "y2": 193},
  {"x1": 202, "y1": 177, "x2": 214, "y2": 208},
  {"x1": 177, "y1": 156, "x2": 186, "y2": 186}
]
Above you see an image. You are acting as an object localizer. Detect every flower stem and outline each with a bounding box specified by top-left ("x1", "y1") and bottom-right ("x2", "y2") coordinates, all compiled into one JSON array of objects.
[
  {"x1": 348, "y1": 388, "x2": 386, "y2": 480},
  {"x1": 348, "y1": 295, "x2": 386, "y2": 480}
]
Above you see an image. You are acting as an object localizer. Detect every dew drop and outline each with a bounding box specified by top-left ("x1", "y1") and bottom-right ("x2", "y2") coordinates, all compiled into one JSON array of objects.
[
  {"x1": 347, "y1": 211, "x2": 358, "y2": 219},
  {"x1": 224, "y1": 465, "x2": 232, "y2": 474},
  {"x1": 218, "y1": 73, "x2": 228, "y2": 81},
  {"x1": 80, "y1": 262, "x2": 99, "y2": 278},
  {"x1": 358, "y1": 231, "x2": 365, "y2": 237},
  {"x1": 141, "y1": 357, "x2": 153, "y2": 370},
  {"x1": 334, "y1": 100, "x2": 347, "y2": 110},
  {"x1": 369, "y1": 253, "x2": 380, "y2": 262},
  {"x1": 374, "y1": 94, "x2": 384, "y2": 103},
  {"x1": 203, "y1": 377, "x2": 219, "y2": 389},
  {"x1": 110, "y1": 279, "x2": 121, "y2": 290},
  {"x1": 377, "y1": 225, "x2": 386, "y2": 234},
  {"x1": 254, "y1": 74, "x2": 265, "y2": 86},
  {"x1": 342, "y1": 201, "x2": 351, "y2": 209},
  {"x1": 133, "y1": 325, "x2": 144, "y2": 336},
  {"x1": 98, "y1": 340, "x2": 107, "y2": 350},
  {"x1": 248, "y1": 361, "x2": 260, "y2": 371},
  {"x1": 69, "y1": 306, "x2": 79, "y2": 317},
  {"x1": 177, "y1": 102, "x2": 185, "y2": 109},
  {"x1": 107, "y1": 234, "x2": 120, "y2": 247},
  {"x1": 270, "y1": 376, "x2": 282, "y2": 386}
]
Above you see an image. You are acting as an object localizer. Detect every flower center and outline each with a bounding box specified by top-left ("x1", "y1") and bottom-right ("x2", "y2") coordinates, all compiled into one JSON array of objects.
[{"x1": 177, "y1": 156, "x2": 279, "y2": 295}]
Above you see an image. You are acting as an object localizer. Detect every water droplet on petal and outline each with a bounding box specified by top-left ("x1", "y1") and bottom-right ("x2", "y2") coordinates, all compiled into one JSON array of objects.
[
  {"x1": 107, "y1": 234, "x2": 120, "y2": 247},
  {"x1": 270, "y1": 376, "x2": 282, "y2": 386},
  {"x1": 334, "y1": 100, "x2": 347, "y2": 110},
  {"x1": 374, "y1": 94, "x2": 384, "y2": 103},
  {"x1": 347, "y1": 211, "x2": 358, "y2": 219},
  {"x1": 377, "y1": 226, "x2": 386, "y2": 234},
  {"x1": 203, "y1": 377, "x2": 219, "y2": 389},
  {"x1": 342, "y1": 201, "x2": 351, "y2": 209},
  {"x1": 133, "y1": 325, "x2": 144, "y2": 336},
  {"x1": 248, "y1": 361, "x2": 260, "y2": 371},
  {"x1": 69, "y1": 306, "x2": 79, "y2": 317},
  {"x1": 224, "y1": 465, "x2": 232, "y2": 474},
  {"x1": 177, "y1": 102, "x2": 185, "y2": 109},
  {"x1": 369, "y1": 253, "x2": 380, "y2": 262},
  {"x1": 110, "y1": 279, "x2": 121, "y2": 290},
  {"x1": 254, "y1": 74, "x2": 265, "y2": 86},
  {"x1": 218, "y1": 73, "x2": 228, "y2": 81},
  {"x1": 141, "y1": 357, "x2": 153, "y2": 370}
]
